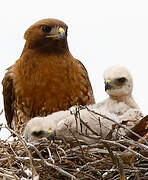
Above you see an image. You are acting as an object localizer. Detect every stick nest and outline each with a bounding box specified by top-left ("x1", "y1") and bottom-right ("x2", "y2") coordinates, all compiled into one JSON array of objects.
[{"x1": 0, "y1": 108, "x2": 148, "y2": 180}]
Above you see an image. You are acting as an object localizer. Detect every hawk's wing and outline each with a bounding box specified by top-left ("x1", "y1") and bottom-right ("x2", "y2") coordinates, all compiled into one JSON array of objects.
[
  {"x1": 2, "y1": 67, "x2": 15, "y2": 128},
  {"x1": 75, "y1": 59, "x2": 95, "y2": 104}
]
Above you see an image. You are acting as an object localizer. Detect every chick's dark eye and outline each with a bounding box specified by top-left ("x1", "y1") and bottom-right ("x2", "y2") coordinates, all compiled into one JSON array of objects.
[
  {"x1": 32, "y1": 130, "x2": 45, "y2": 137},
  {"x1": 117, "y1": 77, "x2": 126, "y2": 84},
  {"x1": 41, "y1": 25, "x2": 52, "y2": 33}
]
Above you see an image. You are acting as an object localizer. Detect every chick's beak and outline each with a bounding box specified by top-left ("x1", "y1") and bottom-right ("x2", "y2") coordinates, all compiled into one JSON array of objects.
[
  {"x1": 46, "y1": 26, "x2": 66, "y2": 40},
  {"x1": 48, "y1": 129, "x2": 55, "y2": 140},
  {"x1": 105, "y1": 79, "x2": 112, "y2": 91}
]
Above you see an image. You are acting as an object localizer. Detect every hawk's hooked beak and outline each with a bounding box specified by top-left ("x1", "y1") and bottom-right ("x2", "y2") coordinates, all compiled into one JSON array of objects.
[
  {"x1": 48, "y1": 129, "x2": 55, "y2": 140},
  {"x1": 46, "y1": 26, "x2": 66, "y2": 40},
  {"x1": 105, "y1": 79, "x2": 113, "y2": 91},
  {"x1": 57, "y1": 27, "x2": 66, "y2": 39}
]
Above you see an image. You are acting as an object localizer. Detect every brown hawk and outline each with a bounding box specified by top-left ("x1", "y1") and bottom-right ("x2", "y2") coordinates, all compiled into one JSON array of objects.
[{"x1": 2, "y1": 18, "x2": 95, "y2": 133}]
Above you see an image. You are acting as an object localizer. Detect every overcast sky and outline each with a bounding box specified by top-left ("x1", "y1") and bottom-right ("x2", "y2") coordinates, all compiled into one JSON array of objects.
[{"x1": 0, "y1": 0, "x2": 148, "y2": 139}]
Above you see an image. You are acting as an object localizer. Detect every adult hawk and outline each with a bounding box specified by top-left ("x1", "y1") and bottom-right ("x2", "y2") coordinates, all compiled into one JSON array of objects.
[{"x1": 2, "y1": 18, "x2": 95, "y2": 133}]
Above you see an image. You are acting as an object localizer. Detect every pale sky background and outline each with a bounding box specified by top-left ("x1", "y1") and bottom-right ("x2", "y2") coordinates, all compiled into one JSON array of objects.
[{"x1": 0, "y1": 0, "x2": 148, "y2": 139}]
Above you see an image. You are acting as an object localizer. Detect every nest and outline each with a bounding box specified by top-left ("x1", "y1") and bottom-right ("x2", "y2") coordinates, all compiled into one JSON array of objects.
[{"x1": 0, "y1": 109, "x2": 148, "y2": 180}]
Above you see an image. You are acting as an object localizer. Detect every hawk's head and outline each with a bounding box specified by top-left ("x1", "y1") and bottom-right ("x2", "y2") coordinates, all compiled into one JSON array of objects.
[
  {"x1": 103, "y1": 66, "x2": 133, "y2": 97},
  {"x1": 24, "y1": 18, "x2": 68, "y2": 53},
  {"x1": 23, "y1": 117, "x2": 55, "y2": 142}
]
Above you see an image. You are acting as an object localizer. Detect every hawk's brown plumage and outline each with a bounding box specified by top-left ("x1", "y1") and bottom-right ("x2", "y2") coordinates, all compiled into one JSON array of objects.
[{"x1": 2, "y1": 18, "x2": 95, "y2": 133}]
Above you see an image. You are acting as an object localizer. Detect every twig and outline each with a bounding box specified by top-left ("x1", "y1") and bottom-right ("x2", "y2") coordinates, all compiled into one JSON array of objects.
[
  {"x1": 0, "y1": 172, "x2": 15, "y2": 179},
  {"x1": 67, "y1": 126, "x2": 87, "y2": 163},
  {"x1": 57, "y1": 146, "x2": 67, "y2": 156},
  {"x1": 47, "y1": 147, "x2": 55, "y2": 163},
  {"x1": 5, "y1": 125, "x2": 37, "y2": 180},
  {"x1": 99, "y1": 139, "x2": 148, "y2": 160},
  {"x1": 77, "y1": 111, "x2": 99, "y2": 136},
  {"x1": 102, "y1": 142, "x2": 126, "y2": 180},
  {"x1": 85, "y1": 106, "x2": 148, "y2": 145},
  {"x1": 4, "y1": 150, "x2": 19, "y2": 180},
  {"x1": 102, "y1": 166, "x2": 116, "y2": 179},
  {"x1": 27, "y1": 143, "x2": 77, "y2": 179},
  {"x1": 76, "y1": 159, "x2": 105, "y2": 172}
]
